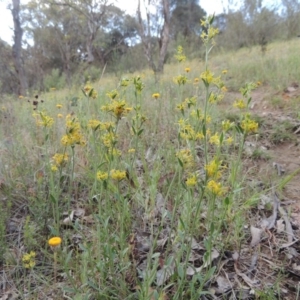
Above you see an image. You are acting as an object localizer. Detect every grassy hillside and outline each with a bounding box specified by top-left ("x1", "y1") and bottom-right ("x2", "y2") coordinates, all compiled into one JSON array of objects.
[{"x1": 1, "y1": 24, "x2": 300, "y2": 299}]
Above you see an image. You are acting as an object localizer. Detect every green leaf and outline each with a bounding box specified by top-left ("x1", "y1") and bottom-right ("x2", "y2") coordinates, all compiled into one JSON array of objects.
[
  {"x1": 178, "y1": 158, "x2": 183, "y2": 168},
  {"x1": 202, "y1": 124, "x2": 206, "y2": 136},
  {"x1": 177, "y1": 264, "x2": 184, "y2": 279},
  {"x1": 131, "y1": 126, "x2": 136, "y2": 135},
  {"x1": 50, "y1": 193, "x2": 57, "y2": 204},
  {"x1": 224, "y1": 196, "x2": 230, "y2": 205},
  {"x1": 219, "y1": 132, "x2": 224, "y2": 144},
  {"x1": 88, "y1": 88, "x2": 94, "y2": 98}
]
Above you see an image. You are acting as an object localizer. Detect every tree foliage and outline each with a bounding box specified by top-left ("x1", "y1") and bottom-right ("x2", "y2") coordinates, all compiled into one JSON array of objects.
[
  {"x1": 0, "y1": 0, "x2": 300, "y2": 95},
  {"x1": 170, "y1": 0, "x2": 205, "y2": 38}
]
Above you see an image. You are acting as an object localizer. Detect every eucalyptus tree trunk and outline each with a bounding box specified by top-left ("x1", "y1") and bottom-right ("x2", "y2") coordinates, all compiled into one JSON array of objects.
[
  {"x1": 137, "y1": 0, "x2": 170, "y2": 74},
  {"x1": 157, "y1": 0, "x2": 170, "y2": 73},
  {"x1": 11, "y1": 0, "x2": 27, "y2": 96}
]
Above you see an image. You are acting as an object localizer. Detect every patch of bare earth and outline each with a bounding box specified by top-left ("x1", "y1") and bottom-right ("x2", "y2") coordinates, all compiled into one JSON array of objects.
[{"x1": 227, "y1": 84, "x2": 300, "y2": 298}]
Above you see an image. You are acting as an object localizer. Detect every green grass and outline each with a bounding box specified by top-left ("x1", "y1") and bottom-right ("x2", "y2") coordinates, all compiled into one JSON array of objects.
[{"x1": 1, "y1": 26, "x2": 300, "y2": 299}]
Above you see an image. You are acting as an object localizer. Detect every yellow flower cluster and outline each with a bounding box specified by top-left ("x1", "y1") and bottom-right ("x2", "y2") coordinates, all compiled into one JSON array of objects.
[
  {"x1": 88, "y1": 120, "x2": 115, "y2": 132},
  {"x1": 176, "y1": 149, "x2": 194, "y2": 169},
  {"x1": 241, "y1": 116, "x2": 258, "y2": 134},
  {"x1": 133, "y1": 76, "x2": 144, "y2": 93},
  {"x1": 110, "y1": 169, "x2": 126, "y2": 181},
  {"x1": 201, "y1": 27, "x2": 219, "y2": 42},
  {"x1": 200, "y1": 70, "x2": 214, "y2": 85},
  {"x1": 222, "y1": 120, "x2": 234, "y2": 132},
  {"x1": 233, "y1": 99, "x2": 246, "y2": 109},
  {"x1": 178, "y1": 120, "x2": 204, "y2": 141},
  {"x1": 209, "y1": 92, "x2": 224, "y2": 104},
  {"x1": 22, "y1": 251, "x2": 36, "y2": 269},
  {"x1": 205, "y1": 159, "x2": 222, "y2": 179},
  {"x1": 83, "y1": 84, "x2": 98, "y2": 99},
  {"x1": 107, "y1": 147, "x2": 121, "y2": 157},
  {"x1": 61, "y1": 115, "x2": 85, "y2": 147},
  {"x1": 34, "y1": 111, "x2": 54, "y2": 128},
  {"x1": 106, "y1": 89, "x2": 119, "y2": 100},
  {"x1": 185, "y1": 67, "x2": 191, "y2": 73},
  {"x1": 120, "y1": 78, "x2": 130, "y2": 87},
  {"x1": 52, "y1": 153, "x2": 68, "y2": 167},
  {"x1": 56, "y1": 104, "x2": 63, "y2": 109},
  {"x1": 101, "y1": 132, "x2": 118, "y2": 148},
  {"x1": 209, "y1": 133, "x2": 220, "y2": 146},
  {"x1": 128, "y1": 148, "x2": 136, "y2": 153},
  {"x1": 88, "y1": 119, "x2": 102, "y2": 131},
  {"x1": 174, "y1": 46, "x2": 186, "y2": 62},
  {"x1": 186, "y1": 173, "x2": 197, "y2": 187},
  {"x1": 176, "y1": 97, "x2": 196, "y2": 114},
  {"x1": 97, "y1": 169, "x2": 126, "y2": 181},
  {"x1": 173, "y1": 75, "x2": 188, "y2": 86},
  {"x1": 102, "y1": 100, "x2": 132, "y2": 120},
  {"x1": 96, "y1": 171, "x2": 109, "y2": 181},
  {"x1": 206, "y1": 180, "x2": 225, "y2": 196}
]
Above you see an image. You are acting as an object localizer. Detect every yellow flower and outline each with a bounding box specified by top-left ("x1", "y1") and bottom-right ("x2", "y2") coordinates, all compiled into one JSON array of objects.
[
  {"x1": 222, "y1": 120, "x2": 234, "y2": 132},
  {"x1": 48, "y1": 237, "x2": 62, "y2": 247},
  {"x1": 101, "y1": 132, "x2": 117, "y2": 148},
  {"x1": 53, "y1": 153, "x2": 68, "y2": 167},
  {"x1": 233, "y1": 99, "x2": 246, "y2": 109},
  {"x1": 205, "y1": 159, "x2": 221, "y2": 179},
  {"x1": 207, "y1": 180, "x2": 224, "y2": 196},
  {"x1": 100, "y1": 122, "x2": 115, "y2": 131},
  {"x1": 241, "y1": 118, "x2": 258, "y2": 134},
  {"x1": 120, "y1": 78, "x2": 130, "y2": 87},
  {"x1": 128, "y1": 148, "x2": 136, "y2": 153},
  {"x1": 90, "y1": 90, "x2": 98, "y2": 99},
  {"x1": 186, "y1": 174, "x2": 197, "y2": 187},
  {"x1": 19, "y1": 95, "x2": 24, "y2": 99},
  {"x1": 96, "y1": 171, "x2": 108, "y2": 181},
  {"x1": 173, "y1": 75, "x2": 187, "y2": 85},
  {"x1": 22, "y1": 251, "x2": 36, "y2": 269},
  {"x1": 108, "y1": 148, "x2": 121, "y2": 157},
  {"x1": 57, "y1": 114, "x2": 63, "y2": 118},
  {"x1": 185, "y1": 67, "x2": 191, "y2": 73},
  {"x1": 88, "y1": 119, "x2": 101, "y2": 130},
  {"x1": 222, "y1": 70, "x2": 228, "y2": 75},
  {"x1": 257, "y1": 81, "x2": 262, "y2": 86},
  {"x1": 174, "y1": 46, "x2": 186, "y2": 62},
  {"x1": 35, "y1": 111, "x2": 54, "y2": 127},
  {"x1": 56, "y1": 104, "x2": 63, "y2": 109},
  {"x1": 50, "y1": 87, "x2": 56, "y2": 91},
  {"x1": 106, "y1": 89, "x2": 119, "y2": 100},
  {"x1": 194, "y1": 77, "x2": 199, "y2": 84},
  {"x1": 83, "y1": 83, "x2": 92, "y2": 93},
  {"x1": 51, "y1": 165, "x2": 58, "y2": 172},
  {"x1": 110, "y1": 169, "x2": 126, "y2": 181},
  {"x1": 152, "y1": 93, "x2": 160, "y2": 99},
  {"x1": 209, "y1": 133, "x2": 220, "y2": 146},
  {"x1": 176, "y1": 103, "x2": 185, "y2": 113},
  {"x1": 200, "y1": 70, "x2": 214, "y2": 85},
  {"x1": 102, "y1": 100, "x2": 132, "y2": 120},
  {"x1": 204, "y1": 27, "x2": 219, "y2": 40},
  {"x1": 221, "y1": 86, "x2": 228, "y2": 93},
  {"x1": 176, "y1": 149, "x2": 194, "y2": 169},
  {"x1": 225, "y1": 136, "x2": 234, "y2": 145}
]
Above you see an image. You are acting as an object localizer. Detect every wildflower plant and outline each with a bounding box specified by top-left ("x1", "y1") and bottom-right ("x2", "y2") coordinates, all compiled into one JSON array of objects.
[{"x1": 171, "y1": 16, "x2": 260, "y2": 294}]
